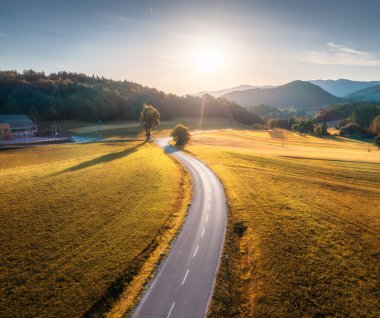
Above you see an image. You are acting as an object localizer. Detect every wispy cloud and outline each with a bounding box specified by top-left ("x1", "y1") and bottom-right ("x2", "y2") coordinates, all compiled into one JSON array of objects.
[
  {"x1": 0, "y1": 32, "x2": 8, "y2": 37},
  {"x1": 303, "y1": 42, "x2": 380, "y2": 66}
]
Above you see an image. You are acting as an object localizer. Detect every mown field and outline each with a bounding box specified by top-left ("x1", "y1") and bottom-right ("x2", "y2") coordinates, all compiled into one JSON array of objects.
[
  {"x1": 0, "y1": 141, "x2": 188, "y2": 317},
  {"x1": 187, "y1": 130, "x2": 380, "y2": 317}
]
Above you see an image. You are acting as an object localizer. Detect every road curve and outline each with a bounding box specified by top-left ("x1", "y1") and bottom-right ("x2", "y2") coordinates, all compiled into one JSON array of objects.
[{"x1": 131, "y1": 137, "x2": 227, "y2": 318}]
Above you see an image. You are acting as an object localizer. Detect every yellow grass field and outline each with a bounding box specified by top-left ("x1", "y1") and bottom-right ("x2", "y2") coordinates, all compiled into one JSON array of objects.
[
  {"x1": 0, "y1": 141, "x2": 189, "y2": 317},
  {"x1": 187, "y1": 130, "x2": 380, "y2": 317}
]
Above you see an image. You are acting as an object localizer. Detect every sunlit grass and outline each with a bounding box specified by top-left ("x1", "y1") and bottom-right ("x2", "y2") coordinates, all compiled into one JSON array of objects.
[
  {"x1": 59, "y1": 117, "x2": 249, "y2": 139},
  {"x1": 0, "y1": 141, "x2": 186, "y2": 317},
  {"x1": 191, "y1": 129, "x2": 379, "y2": 163},
  {"x1": 188, "y1": 130, "x2": 380, "y2": 317}
]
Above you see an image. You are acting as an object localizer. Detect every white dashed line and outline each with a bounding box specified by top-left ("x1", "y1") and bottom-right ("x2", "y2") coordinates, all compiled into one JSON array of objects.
[
  {"x1": 206, "y1": 214, "x2": 209, "y2": 223},
  {"x1": 208, "y1": 203, "x2": 211, "y2": 210},
  {"x1": 194, "y1": 244, "x2": 199, "y2": 257},
  {"x1": 201, "y1": 227, "x2": 205, "y2": 237},
  {"x1": 182, "y1": 269, "x2": 190, "y2": 285},
  {"x1": 167, "y1": 302, "x2": 175, "y2": 318}
]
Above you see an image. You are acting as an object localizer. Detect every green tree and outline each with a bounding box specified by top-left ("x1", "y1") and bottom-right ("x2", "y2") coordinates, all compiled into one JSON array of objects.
[
  {"x1": 267, "y1": 118, "x2": 289, "y2": 129},
  {"x1": 291, "y1": 123, "x2": 300, "y2": 132},
  {"x1": 140, "y1": 104, "x2": 160, "y2": 141},
  {"x1": 369, "y1": 115, "x2": 380, "y2": 135},
  {"x1": 351, "y1": 105, "x2": 380, "y2": 128},
  {"x1": 321, "y1": 122, "x2": 328, "y2": 135},
  {"x1": 314, "y1": 125, "x2": 322, "y2": 136},
  {"x1": 171, "y1": 124, "x2": 191, "y2": 147},
  {"x1": 339, "y1": 123, "x2": 368, "y2": 138},
  {"x1": 299, "y1": 119, "x2": 314, "y2": 133}
]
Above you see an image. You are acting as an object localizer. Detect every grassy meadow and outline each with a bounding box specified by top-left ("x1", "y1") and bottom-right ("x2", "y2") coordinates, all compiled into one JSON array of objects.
[
  {"x1": 61, "y1": 117, "x2": 249, "y2": 139},
  {"x1": 187, "y1": 130, "x2": 380, "y2": 317},
  {"x1": 0, "y1": 141, "x2": 189, "y2": 317}
]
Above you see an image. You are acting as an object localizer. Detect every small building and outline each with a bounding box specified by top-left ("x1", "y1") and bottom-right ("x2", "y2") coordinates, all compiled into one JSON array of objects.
[
  {"x1": 0, "y1": 115, "x2": 37, "y2": 138},
  {"x1": 0, "y1": 123, "x2": 12, "y2": 140}
]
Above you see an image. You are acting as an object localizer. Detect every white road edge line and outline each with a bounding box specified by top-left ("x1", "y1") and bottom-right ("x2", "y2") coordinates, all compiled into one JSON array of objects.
[
  {"x1": 167, "y1": 302, "x2": 175, "y2": 318},
  {"x1": 194, "y1": 244, "x2": 199, "y2": 257},
  {"x1": 201, "y1": 227, "x2": 205, "y2": 237},
  {"x1": 182, "y1": 268, "x2": 190, "y2": 285}
]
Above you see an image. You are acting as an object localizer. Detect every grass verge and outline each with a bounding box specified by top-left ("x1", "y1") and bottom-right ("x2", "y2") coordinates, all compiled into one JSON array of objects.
[{"x1": 104, "y1": 155, "x2": 192, "y2": 318}]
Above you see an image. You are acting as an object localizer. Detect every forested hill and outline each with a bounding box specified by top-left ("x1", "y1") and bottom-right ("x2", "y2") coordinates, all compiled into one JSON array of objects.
[
  {"x1": 222, "y1": 80, "x2": 342, "y2": 110},
  {"x1": 0, "y1": 70, "x2": 257, "y2": 125}
]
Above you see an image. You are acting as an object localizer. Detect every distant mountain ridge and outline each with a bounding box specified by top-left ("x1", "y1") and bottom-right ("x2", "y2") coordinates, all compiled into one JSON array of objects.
[
  {"x1": 345, "y1": 85, "x2": 380, "y2": 102},
  {"x1": 192, "y1": 84, "x2": 273, "y2": 98},
  {"x1": 221, "y1": 80, "x2": 343, "y2": 111},
  {"x1": 310, "y1": 79, "x2": 380, "y2": 97}
]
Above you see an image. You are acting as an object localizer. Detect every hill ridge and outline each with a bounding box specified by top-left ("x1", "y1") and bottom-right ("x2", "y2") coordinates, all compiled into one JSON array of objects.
[{"x1": 221, "y1": 80, "x2": 342, "y2": 111}]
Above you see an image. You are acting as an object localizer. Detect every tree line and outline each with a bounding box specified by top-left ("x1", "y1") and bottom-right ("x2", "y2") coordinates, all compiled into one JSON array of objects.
[
  {"x1": 249, "y1": 101, "x2": 380, "y2": 142},
  {"x1": 0, "y1": 70, "x2": 259, "y2": 125}
]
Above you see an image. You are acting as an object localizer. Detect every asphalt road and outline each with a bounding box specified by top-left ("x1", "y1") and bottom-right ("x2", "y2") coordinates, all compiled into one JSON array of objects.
[{"x1": 131, "y1": 137, "x2": 227, "y2": 318}]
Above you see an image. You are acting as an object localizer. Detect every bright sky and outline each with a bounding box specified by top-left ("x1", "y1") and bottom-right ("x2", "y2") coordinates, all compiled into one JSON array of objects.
[{"x1": 1, "y1": 0, "x2": 380, "y2": 95}]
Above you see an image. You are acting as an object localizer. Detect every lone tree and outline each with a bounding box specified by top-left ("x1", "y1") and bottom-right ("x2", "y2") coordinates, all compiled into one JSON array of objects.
[
  {"x1": 314, "y1": 125, "x2": 322, "y2": 136},
  {"x1": 171, "y1": 124, "x2": 191, "y2": 147},
  {"x1": 140, "y1": 104, "x2": 160, "y2": 141}
]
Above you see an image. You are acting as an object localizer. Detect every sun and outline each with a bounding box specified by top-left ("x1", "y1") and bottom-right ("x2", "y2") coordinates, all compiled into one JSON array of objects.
[{"x1": 195, "y1": 46, "x2": 222, "y2": 72}]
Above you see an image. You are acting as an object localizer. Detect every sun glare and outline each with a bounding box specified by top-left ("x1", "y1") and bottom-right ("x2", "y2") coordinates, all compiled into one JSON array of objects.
[{"x1": 195, "y1": 46, "x2": 222, "y2": 72}]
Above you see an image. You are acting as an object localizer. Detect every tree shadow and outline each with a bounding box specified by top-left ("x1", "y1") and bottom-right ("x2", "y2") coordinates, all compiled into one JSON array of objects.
[
  {"x1": 268, "y1": 130, "x2": 288, "y2": 140},
  {"x1": 54, "y1": 141, "x2": 146, "y2": 175},
  {"x1": 164, "y1": 144, "x2": 179, "y2": 154}
]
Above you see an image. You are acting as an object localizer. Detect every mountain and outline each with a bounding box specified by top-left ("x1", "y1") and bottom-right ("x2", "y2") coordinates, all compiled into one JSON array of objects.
[
  {"x1": 192, "y1": 84, "x2": 273, "y2": 98},
  {"x1": 310, "y1": 79, "x2": 380, "y2": 97},
  {"x1": 345, "y1": 85, "x2": 380, "y2": 102},
  {"x1": 221, "y1": 80, "x2": 343, "y2": 111}
]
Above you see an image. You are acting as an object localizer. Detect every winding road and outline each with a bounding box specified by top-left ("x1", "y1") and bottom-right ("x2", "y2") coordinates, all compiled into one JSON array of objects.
[{"x1": 131, "y1": 137, "x2": 227, "y2": 318}]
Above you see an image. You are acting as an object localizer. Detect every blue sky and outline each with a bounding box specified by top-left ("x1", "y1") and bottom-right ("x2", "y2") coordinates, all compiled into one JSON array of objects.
[{"x1": 1, "y1": 0, "x2": 380, "y2": 94}]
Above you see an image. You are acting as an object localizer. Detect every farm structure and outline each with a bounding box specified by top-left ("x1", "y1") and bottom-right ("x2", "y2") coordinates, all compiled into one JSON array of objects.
[{"x1": 0, "y1": 115, "x2": 37, "y2": 138}]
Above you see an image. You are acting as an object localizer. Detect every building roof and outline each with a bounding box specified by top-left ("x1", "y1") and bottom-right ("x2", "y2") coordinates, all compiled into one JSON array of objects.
[
  {"x1": 0, "y1": 115, "x2": 35, "y2": 129},
  {"x1": 0, "y1": 114, "x2": 33, "y2": 122}
]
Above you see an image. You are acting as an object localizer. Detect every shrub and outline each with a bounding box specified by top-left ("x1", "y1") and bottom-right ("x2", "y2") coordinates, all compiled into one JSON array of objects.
[{"x1": 233, "y1": 221, "x2": 247, "y2": 237}]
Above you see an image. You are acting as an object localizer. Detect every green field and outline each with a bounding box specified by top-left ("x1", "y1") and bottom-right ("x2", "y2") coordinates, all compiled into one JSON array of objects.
[
  {"x1": 188, "y1": 130, "x2": 380, "y2": 317},
  {"x1": 0, "y1": 141, "x2": 189, "y2": 317}
]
